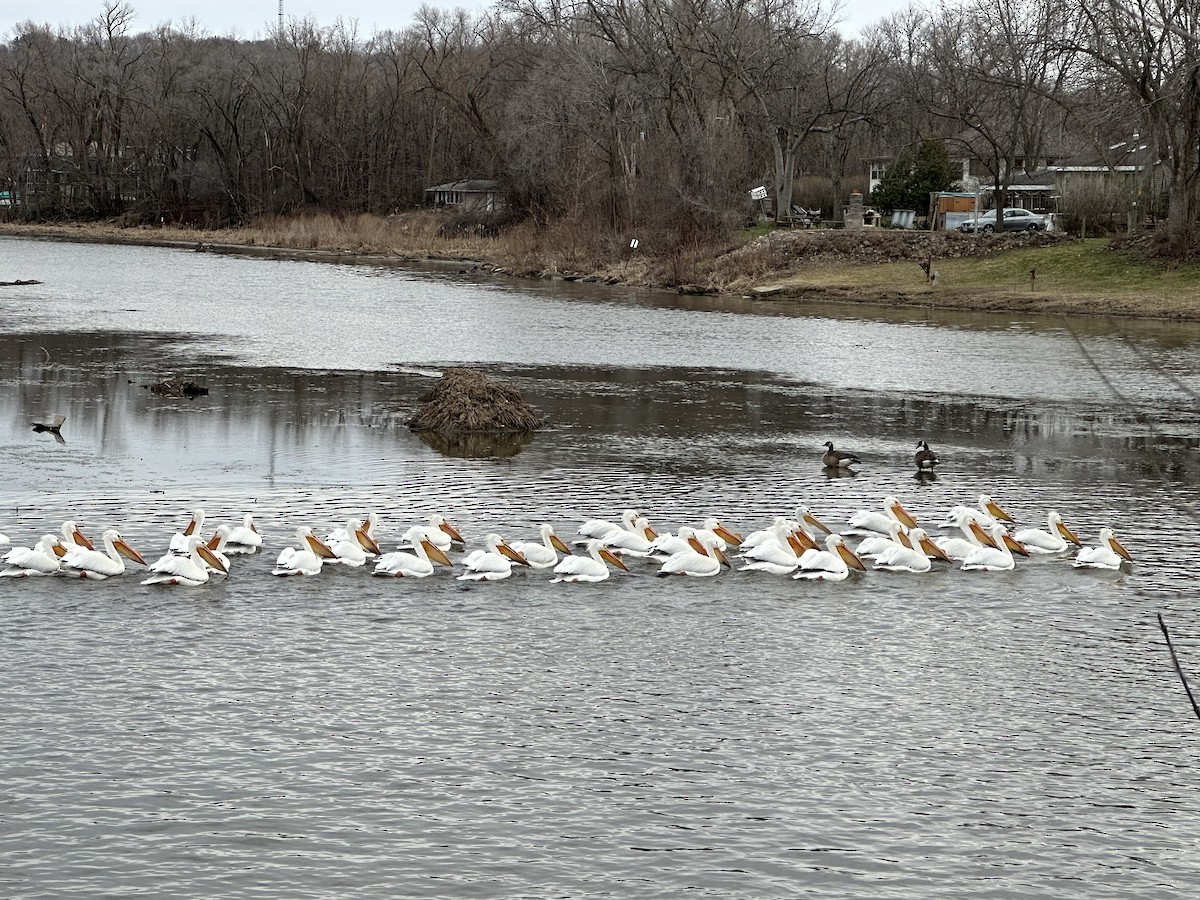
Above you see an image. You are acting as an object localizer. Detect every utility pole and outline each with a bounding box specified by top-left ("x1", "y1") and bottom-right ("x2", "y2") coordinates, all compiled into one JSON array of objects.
[{"x1": 278, "y1": 0, "x2": 284, "y2": 32}]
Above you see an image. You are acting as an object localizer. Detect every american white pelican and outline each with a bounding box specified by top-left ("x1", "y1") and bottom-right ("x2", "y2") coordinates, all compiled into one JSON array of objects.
[
  {"x1": 325, "y1": 518, "x2": 378, "y2": 566},
  {"x1": 0, "y1": 531, "x2": 8, "y2": 545},
  {"x1": 203, "y1": 525, "x2": 234, "y2": 573},
  {"x1": 403, "y1": 514, "x2": 465, "y2": 553},
  {"x1": 656, "y1": 532, "x2": 729, "y2": 577},
  {"x1": 457, "y1": 533, "x2": 531, "y2": 581},
  {"x1": 168, "y1": 508, "x2": 205, "y2": 554},
  {"x1": 738, "y1": 523, "x2": 808, "y2": 575},
  {"x1": 941, "y1": 495, "x2": 1014, "y2": 530},
  {"x1": 933, "y1": 508, "x2": 993, "y2": 560},
  {"x1": 224, "y1": 514, "x2": 263, "y2": 554},
  {"x1": 1073, "y1": 528, "x2": 1132, "y2": 570},
  {"x1": 272, "y1": 527, "x2": 338, "y2": 576},
  {"x1": 59, "y1": 520, "x2": 94, "y2": 551},
  {"x1": 848, "y1": 496, "x2": 918, "y2": 535},
  {"x1": 328, "y1": 512, "x2": 382, "y2": 553},
  {"x1": 601, "y1": 516, "x2": 658, "y2": 556},
  {"x1": 822, "y1": 441, "x2": 860, "y2": 469},
  {"x1": 577, "y1": 509, "x2": 640, "y2": 542},
  {"x1": 854, "y1": 520, "x2": 912, "y2": 559},
  {"x1": 915, "y1": 440, "x2": 938, "y2": 471},
  {"x1": 961, "y1": 523, "x2": 1017, "y2": 572},
  {"x1": 509, "y1": 525, "x2": 572, "y2": 569},
  {"x1": 793, "y1": 534, "x2": 866, "y2": 582},
  {"x1": 693, "y1": 517, "x2": 742, "y2": 549},
  {"x1": 795, "y1": 505, "x2": 834, "y2": 536},
  {"x1": 1, "y1": 535, "x2": 65, "y2": 577},
  {"x1": 741, "y1": 517, "x2": 794, "y2": 552},
  {"x1": 551, "y1": 540, "x2": 629, "y2": 583},
  {"x1": 646, "y1": 526, "x2": 699, "y2": 558},
  {"x1": 1014, "y1": 511, "x2": 1082, "y2": 554},
  {"x1": 60, "y1": 530, "x2": 147, "y2": 580},
  {"x1": 142, "y1": 536, "x2": 228, "y2": 586},
  {"x1": 373, "y1": 526, "x2": 453, "y2": 577},
  {"x1": 872, "y1": 528, "x2": 947, "y2": 573}
]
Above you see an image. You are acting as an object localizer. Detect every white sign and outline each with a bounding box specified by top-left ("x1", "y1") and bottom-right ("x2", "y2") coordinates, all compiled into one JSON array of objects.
[{"x1": 749, "y1": 186, "x2": 768, "y2": 201}]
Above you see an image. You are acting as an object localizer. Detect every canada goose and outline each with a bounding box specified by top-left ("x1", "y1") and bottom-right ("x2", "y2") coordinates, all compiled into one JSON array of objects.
[
  {"x1": 31, "y1": 414, "x2": 65, "y2": 443},
  {"x1": 822, "y1": 441, "x2": 860, "y2": 469},
  {"x1": 915, "y1": 440, "x2": 939, "y2": 470}
]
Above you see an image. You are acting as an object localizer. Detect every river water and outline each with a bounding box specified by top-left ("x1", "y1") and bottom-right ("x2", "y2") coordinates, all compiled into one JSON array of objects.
[{"x1": 1, "y1": 236, "x2": 1199, "y2": 897}]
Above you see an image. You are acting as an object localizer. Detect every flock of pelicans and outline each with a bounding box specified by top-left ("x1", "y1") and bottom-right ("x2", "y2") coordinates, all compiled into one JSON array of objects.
[{"x1": 0, "y1": 492, "x2": 1132, "y2": 586}]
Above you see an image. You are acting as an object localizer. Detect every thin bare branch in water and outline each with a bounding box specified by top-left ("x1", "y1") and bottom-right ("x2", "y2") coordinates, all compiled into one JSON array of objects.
[{"x1": 1158, "y1": 614, "x2": 1200, "y2": 722}]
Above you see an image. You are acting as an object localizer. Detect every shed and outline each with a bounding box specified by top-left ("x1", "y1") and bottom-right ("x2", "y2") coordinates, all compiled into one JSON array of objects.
[{"x1": 424, "y1": 179, "x2": 504, "y2": 212}]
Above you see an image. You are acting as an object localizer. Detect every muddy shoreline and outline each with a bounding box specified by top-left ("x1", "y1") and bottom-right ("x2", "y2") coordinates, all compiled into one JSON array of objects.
[{"x1": 4, "y1": 221, "x2": 1199, "y2": 322}]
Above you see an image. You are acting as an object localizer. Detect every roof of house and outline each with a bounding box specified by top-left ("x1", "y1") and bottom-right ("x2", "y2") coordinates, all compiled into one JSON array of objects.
[{"x1": 425, "y1": 179, "x2": 502, "y2": 193}]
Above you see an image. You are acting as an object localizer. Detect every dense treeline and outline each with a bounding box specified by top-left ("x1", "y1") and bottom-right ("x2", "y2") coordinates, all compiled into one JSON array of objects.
[{"x1": 0, "y1": 0, "x2": 1197, "y2": 252}]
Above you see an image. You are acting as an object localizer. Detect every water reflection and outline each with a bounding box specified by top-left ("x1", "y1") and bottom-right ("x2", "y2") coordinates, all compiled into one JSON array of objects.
[
  {"x1": 415, "y1": 429, "x2": 537, "y2": 459},
  {"x1": 5, "y1": 236, "x2": 1200, "y2": 405}
]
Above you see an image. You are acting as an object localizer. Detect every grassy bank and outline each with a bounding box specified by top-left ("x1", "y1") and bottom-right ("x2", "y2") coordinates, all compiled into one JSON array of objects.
[
  {"x1": 4, "y1": 214, "x2": 1200, "y2": 320},
  {"x1": 740, "y1": 235, "x2": 1200, "y2": 318}
]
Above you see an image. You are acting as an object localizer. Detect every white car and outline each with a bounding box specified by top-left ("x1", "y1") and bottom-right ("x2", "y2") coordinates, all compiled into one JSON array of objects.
[{"x1": 958, "y1": 207, "x2": 1047, "y2": 233}]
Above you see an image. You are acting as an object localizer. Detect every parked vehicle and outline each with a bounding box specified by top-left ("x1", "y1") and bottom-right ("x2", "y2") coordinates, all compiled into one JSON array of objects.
[{"x1": 958, "y1": 207, "x2": 1047, "y2": 233}]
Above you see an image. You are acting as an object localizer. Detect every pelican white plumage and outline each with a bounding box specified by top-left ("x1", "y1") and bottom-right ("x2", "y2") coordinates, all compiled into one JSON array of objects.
[
  {"x1": 168, "y1": 508, "x2": 205, "y2": 554},
  {"x1": 324, "y1": 519, "x2": 378, "y2": 566},
  {"x1": 551, "y1": 540, "x2": 629, "y2": 583},
  {"x1": 657, "y1": 532, "x2": 729, "y2": 577},
  {"x1": 509, "y1": 524, "x2": 572, "y2": 569},
  {"x1": 1014, "y1": 511, "x2": 1082, "y2": 554},
  {"x1": 738, "y1": 523, "x2": 807, "y2": 575},
  {"x1": 961, "y1": 522, "x2": 1017, "y2": 572},
  {"x1": 872, "y1": 528, "x2": 947, "y2": 573},
  {"x1": 740, "y1": 517, "x2": 794, "y2": 552},
  {"x1": 933, "y1": 508, "x2": 993, "y2": 560},
  {"x1": 601, "y1": 516, "x2": 658, "y2": 556},
  {"x1": 793, "y1": 534, "x2": 866, "y2": 581},
  {"x1": 373, "y1": 526, "x2": 453, "y2": 577},
  {"x1": 1, "y1": 535, "x2": 65, "y2": 576},
  {"x1": 224, "y1": 513, "x2": 263, "y2": 554},
  {"x1": 203, "y1": 525, "x2": 234, "y2": 573},
  {"x1": 646, "y1": 526, "x2": 699, "y2": 558},
  {"x1": 577, "y1": 509, "x2": 639, "y2": 542},
  {"x1": 1073, "y1": 528, "x2": 1132, "y2": 570},
  {"x1": 694, "y1": 517, "x2": 742, "y2": 548},
  {"x1": 328, "y1": 512, "x2": 382, "y2": 552},
  {"x1": 847, "y1": 496, "x2": 918, "y2": 535},
  {"x1": 403, "y1": 514, "x2": 465, "y2": 553},
  {"x1": 854, "y1": 520, "x2": 912, "y2": 559},
  {"x1": 59, "y1": 520, "x2": 94, "y2": 552},
  {"x1": 456, "y1": 533, "x2": 531, "y2": 581},
  {"x1": 142, "y1": 535, "x2": 228, "y2": 586},
  {"x1": 794, "y1": 505, "x2": 834, "y2": 537},
  {"x1": 60, "y1": 529, "x2": 147, "y2": 580},
  {"x1": 941, "y1": 495, "x2": 1014, "y2": 531},
  {"x1": 272, "y1": 527, "x2": 337, "y2": 576},
  {"x1": 0, "y1": 531, "x2": 8, "y2": 545}
]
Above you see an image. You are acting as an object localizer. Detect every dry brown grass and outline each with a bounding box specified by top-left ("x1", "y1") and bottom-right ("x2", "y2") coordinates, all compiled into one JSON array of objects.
[{"x1": 6, "y1": 213, "x2": 1200, "y2": 319}]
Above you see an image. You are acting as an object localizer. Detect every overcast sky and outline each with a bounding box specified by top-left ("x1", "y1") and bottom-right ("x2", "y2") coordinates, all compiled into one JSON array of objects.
[{"x1": 3, "y1": 0, "x2": 912, "y2": 40}]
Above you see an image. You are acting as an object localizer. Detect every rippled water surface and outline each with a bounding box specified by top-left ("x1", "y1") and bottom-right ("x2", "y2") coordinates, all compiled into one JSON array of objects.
[{"x1": 2, "y1": 237, "x2": 1200, "y2": 897}]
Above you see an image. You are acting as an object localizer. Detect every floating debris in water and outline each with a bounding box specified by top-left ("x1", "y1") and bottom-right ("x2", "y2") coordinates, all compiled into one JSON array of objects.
[{"x1": 146, "y1": 377, "x2": 209, "y2": 398}]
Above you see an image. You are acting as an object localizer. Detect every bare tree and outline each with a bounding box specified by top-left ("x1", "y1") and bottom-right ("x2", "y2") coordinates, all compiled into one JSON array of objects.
[{"x1": 1078, "y1": 0, "x2": 1200, "y2": 250}]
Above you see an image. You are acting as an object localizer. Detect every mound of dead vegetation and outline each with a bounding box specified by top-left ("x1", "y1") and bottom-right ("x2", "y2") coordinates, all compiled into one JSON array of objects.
[
  {"x1": 408, "y1": 368, "x2": 546, "y2": 434},
  {"x1": 146, "y1": 376, "x2": 209, "y2": 397},
  {"x1": 1108, "y1": 230, "x2": 1200, "y2": 262}
]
